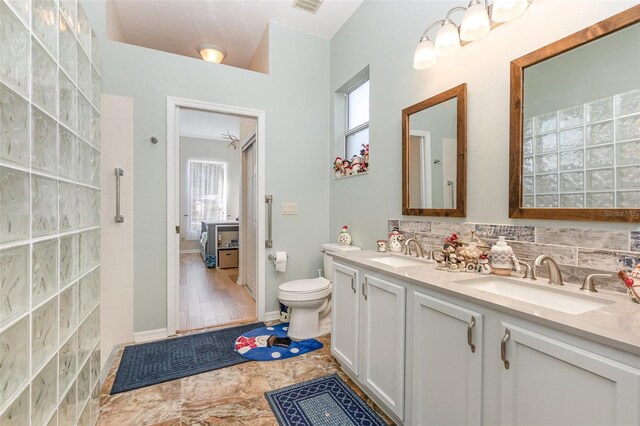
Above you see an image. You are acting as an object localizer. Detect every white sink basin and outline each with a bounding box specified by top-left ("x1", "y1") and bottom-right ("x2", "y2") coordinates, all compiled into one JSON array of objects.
[
  {"x1": 457, "y1": 276, "x2": 614, "y2": 315},
  {"x1": 368, "y1": 256, "x2": 423, "y2": 268}
]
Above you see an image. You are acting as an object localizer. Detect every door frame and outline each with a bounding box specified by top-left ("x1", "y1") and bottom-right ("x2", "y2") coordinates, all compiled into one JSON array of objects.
[
  {"x1": 166, "y1": 96, "x2": 266, "y2": 335},
  {"x1": 409, "y1": 130, "x2": 431, "y2": 208},
  {"x1": 240, "y1": 134, "x2": 257, "y2": 296}
]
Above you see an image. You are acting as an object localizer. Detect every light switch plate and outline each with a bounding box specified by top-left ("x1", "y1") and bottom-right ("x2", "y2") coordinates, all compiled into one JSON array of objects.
[{"x1": 282, "y1": 203, "x2": 298, "y2": 215}]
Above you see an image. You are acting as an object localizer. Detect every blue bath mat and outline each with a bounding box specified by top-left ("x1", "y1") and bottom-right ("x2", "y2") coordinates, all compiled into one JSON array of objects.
[
  {"x1": 234, "y1": 323, "x2": 322, "y2": 361},
  {"x1": 110, "y1": 322, "x2": 264, "y2": 394},
  {"x1": 265, "y1": 373, "x2": 387, "y2": 426}
]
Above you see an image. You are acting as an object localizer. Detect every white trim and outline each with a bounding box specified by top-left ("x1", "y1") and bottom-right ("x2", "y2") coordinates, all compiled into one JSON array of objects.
[
  {"x1": 134, "y1": 328, "x2": 168, "y2": 343},
  {"x1": 265, "y1": 310, "x2": 281, "y2": 322},
  {"x1": 410, "y1": 130, "x2": 431, "y2": 208},
  {"x1": 167, "y1": 96, "x2": 267, "y2": 336}
]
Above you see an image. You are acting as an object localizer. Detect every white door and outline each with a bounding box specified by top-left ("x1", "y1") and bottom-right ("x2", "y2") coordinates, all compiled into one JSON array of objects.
[
  {"x1": 442, "y1": 137, "x2": 457, "y2": 209},
  {"x1": 412, "y1": 292, "x2": 483, "y2": 426},
  {"x1": 362, "y1": 274, "x2": 406, "y2": 420},
  {"x1": 242, "y1": 138, "x2": 257, "y2": 297},
  {"x1": 331, "y1": 263, "x2": 360, "y2": 376},
  {"x1": 500, "y1": 323, "x2": 640, "y2": 425}
]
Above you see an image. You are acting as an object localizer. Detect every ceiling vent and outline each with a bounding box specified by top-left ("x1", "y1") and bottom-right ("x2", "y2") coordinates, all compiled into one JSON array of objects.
[{"x1": 292, "y1": 0, "x2": 324, "y2": 14}]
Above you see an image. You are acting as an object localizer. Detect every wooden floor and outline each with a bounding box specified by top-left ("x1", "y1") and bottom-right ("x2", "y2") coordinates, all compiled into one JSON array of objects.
[{"x1": 179, "y1": 253, "x2": 256, "y2": 331}]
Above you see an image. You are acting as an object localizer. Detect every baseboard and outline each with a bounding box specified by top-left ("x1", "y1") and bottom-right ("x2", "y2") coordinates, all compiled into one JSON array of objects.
[
  {"x1": 180, "y1": 249, "x2": 201, "y2": 254},
  {"x1": 264, "y1": 311, "x2": 281, "y2": 322},
  {"x1": 134, "y1": 328, "x2": 168, "y2": 343}
]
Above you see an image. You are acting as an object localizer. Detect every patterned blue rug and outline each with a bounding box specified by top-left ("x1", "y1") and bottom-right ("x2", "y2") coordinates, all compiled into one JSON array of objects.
[
  {"x1": 265, "y1": 374, "x2": 387, "y2": 426},
  {"x1": 234, "y1": 323, "x2": 323, "y2": 361},
  {"x1": 110, "y1": 322, "x2": 264, "y2": 394}
]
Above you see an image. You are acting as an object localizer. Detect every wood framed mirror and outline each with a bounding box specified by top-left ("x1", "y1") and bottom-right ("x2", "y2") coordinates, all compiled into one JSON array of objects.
[
  {"x1": 402, "y1": 84, "x2": 467, "y2": 217},
  {"x1": 510, "y1": 5, "x2": 640, "y2": 222}
]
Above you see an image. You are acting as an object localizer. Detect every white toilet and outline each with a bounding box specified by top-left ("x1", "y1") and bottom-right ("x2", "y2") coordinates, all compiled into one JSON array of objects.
[{"x1": 278, "y1": 243, "x2": 361, "y2": 340}]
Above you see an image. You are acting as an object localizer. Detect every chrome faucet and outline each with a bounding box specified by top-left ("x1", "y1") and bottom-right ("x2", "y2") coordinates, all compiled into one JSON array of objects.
[
  {"x1": 533, "y1": 255, "x2": 564, "y2": 286},
  {"x1": 518, "y1": 260, "x2": 536, "y2": 280},
  {"x1": 404, "y1": 238, "x2": 424, "y2": 258},
  {"x1": 580, "y1": 273, "x2": 612, "y2": 293}
]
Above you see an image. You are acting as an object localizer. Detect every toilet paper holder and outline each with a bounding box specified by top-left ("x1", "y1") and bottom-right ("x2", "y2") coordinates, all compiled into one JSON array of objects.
[{"x1": 268, "y1": 253, "x2": 290, "y2": 262}]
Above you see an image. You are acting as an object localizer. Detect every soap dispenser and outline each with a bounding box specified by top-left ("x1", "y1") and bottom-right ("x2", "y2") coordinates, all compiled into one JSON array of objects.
[{"x1": 489, "y1": 236, "x2": 520, "y2": 276}]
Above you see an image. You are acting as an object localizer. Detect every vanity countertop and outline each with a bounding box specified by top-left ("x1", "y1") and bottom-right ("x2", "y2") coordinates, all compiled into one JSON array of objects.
[{"x1": 330, "y1": 250, "x2": 640, "y2": 355}]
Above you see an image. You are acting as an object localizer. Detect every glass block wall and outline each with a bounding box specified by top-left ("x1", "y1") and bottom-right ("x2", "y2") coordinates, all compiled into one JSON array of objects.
[
  {"x1": 522, "y1": 89, "x2": 640, "y2": 208},
  {"x1": 0, "y1": 0, "x2": 101, "y2": 424}
]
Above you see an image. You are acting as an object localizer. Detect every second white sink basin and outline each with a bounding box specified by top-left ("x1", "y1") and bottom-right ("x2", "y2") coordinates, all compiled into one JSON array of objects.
[
  {"x1": 368, "y1": 256, "x2": 423, "y2": 268},
  {"x1": 457, "y1": 276, "x2": 614, "y2": 315}
]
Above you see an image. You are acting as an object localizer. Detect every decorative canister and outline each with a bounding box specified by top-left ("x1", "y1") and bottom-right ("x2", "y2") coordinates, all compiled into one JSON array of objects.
[
  {"x1": 388, "y1": 230, "x2": 404, "y2": 253},
  {"x1": 377, "y1": 240, "x2": 387, "y2": 252},
  {"x1": 338, "y1": 225, "x2": 352, "y2": 246},
  {"x1": 489, "y1": 236, "x2": 520, "y2": 276}
]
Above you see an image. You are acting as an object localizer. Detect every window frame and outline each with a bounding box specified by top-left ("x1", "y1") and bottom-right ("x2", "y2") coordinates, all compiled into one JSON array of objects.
[
  {"x1": 344, "y1": 78, "x2": 370, "y2": 160},
  {"x1": 187, "y1": 159, "x2": 228, "y2": 230}
]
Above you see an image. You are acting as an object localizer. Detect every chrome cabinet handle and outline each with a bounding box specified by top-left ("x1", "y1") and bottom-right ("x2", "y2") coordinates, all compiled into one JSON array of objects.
[
  {"x1": 350, "y1": 273, "x2": 356, "y2": 293},
  {"x1": 115, "y1": 168, "x2": 124, "y2": 223},
  {"x1": 501, "y1": 328, "x2": 511, "y2": 369},
  {"x1": 362, "y1": 278, "x2": 368, "y2": 300},
  {"x1": 467, "y1": 317, "x2": 476, "y2": 353}
]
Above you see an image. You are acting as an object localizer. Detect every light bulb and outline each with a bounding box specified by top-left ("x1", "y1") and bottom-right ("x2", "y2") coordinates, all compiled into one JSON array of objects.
[
  {"x1": 435, "y1": 21, "x2": 461, "y2": 56},
  {"x1": 197, "y1": 44, "x2": 226, "y2": 64},
  {"x1": 491, "y1": 0, "x2": 528, "y2": 23},
  {"x1": 460, "y1": 2, "x2": 490, "y2": 41},
  {"x1": 413, "y1": 37, "x2": 437, "y2": 69}
]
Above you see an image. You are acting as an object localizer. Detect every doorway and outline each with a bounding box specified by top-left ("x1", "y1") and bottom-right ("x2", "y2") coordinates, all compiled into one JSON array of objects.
[{"x1": 167, "y1": 97, "x2": 266, "y2": 336}]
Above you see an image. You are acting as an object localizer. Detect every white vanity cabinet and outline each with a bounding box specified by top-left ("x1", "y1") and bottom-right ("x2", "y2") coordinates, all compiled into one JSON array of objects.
[
  {"x1": 499, "y1": 323, "x2": 640, "y2": 426},
  {"x1": 330, "y1": 257, "x2": 640, "y2": 426},
  {"x1": 331, "y1": 263, "x2": 361, "y2": 375},
  {"x1": 331, "y1": 263, "x2": 407, "y2": 420},
  {"x1": 411, "y1": 292, "x2": 483, "y2": 426}
]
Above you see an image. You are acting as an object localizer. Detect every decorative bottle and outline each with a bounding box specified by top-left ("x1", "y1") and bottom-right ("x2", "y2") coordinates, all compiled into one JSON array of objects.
[
  {"x1": 489, "y1": 236, "x2": 520, "y2": 276},
  {"x1": 338, "y1": 225, "x2": 352, "y2": 246}
]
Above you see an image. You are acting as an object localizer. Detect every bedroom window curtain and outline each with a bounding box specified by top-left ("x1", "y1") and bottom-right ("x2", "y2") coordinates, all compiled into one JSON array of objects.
[{"x1": 188, "y1": 160, "x2": 227, "y2": 239}]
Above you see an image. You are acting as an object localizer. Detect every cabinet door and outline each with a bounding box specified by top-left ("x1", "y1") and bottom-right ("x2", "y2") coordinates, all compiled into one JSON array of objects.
[
  {"x1": 412, "y1": 292, "x2": 483, "y2": 426},
  {"x1": 362, "y1": 274, "x2": 406, "y2": 419},
  {"x1": 500, "y1": 323, "x2": 640, "y2": 426},
  {"x1": 331, "y1": 263, "x2": 360, "y2": 375}
]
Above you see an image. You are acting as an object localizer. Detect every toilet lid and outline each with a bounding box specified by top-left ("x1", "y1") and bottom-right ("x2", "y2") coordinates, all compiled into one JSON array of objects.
[{"x1": 279, "y1": 277, "x2": 330, "y2": 294}]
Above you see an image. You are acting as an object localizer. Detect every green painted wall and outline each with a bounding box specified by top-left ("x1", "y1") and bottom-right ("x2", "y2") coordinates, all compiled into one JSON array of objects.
[
  {"x1": 86, "y1": 2, "x2": 330, "y2": 332},
  {"x1": 329, "y1": 0, "x2": 638, "y2": 252}
]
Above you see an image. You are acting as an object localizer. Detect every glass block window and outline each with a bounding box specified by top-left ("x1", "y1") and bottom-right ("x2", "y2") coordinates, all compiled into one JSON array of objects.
[
  {"x1": 522, "y1": 88, "x2": 640, "y2": 208},
  {"x1": 0, "y1": 0, "x2": 102, "y2": 424}
]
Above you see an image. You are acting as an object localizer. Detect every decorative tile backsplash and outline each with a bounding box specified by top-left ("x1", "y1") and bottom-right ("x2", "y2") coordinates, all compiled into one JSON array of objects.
[
  {"x1": 0, "y1": 0, "x2": 101, "y2": 424},
  {"x1": 389, "y1": 219, "x2": 640, "y2": 293}
]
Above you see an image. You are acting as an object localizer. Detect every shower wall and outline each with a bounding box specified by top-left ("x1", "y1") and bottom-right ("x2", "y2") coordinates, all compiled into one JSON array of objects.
[{"x1": 0, "y1": 0, "x2": 101, "y2": 424}]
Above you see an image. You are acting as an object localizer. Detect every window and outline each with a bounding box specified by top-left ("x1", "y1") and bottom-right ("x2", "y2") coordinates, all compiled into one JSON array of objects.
[
  {"x1": 345, "y1": 79, "x2": 370, "y2": 160},
  {"x1": 188, "y1": 160, "x2": 227, "y2": 232}
]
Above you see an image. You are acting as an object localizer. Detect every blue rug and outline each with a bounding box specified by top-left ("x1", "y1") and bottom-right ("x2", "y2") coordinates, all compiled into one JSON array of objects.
[
  {"x1": 265, "y1": 374, "x2": 387, "y2": 426},
  {"x1": 110, "y1": 322, "x2": 264, "y2": 394},
  {"x1": 234, "y1": 323, "x2": 323, "y2": 361}
]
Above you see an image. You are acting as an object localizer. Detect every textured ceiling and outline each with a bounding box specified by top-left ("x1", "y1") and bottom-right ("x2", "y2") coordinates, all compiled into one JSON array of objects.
[{"x1": 109, "y1": 0, "x2": 363, "y2": 69}]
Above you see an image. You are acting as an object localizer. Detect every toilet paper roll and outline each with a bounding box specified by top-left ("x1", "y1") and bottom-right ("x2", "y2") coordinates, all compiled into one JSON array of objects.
[{"x1": 274, "y1": 251, "x2": 287, "y2": 272}]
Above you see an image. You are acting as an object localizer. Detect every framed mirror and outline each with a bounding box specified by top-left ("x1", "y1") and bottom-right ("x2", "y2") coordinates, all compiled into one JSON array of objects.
[
  {"x1": 402, "y1": 84, "x2": 467, "y2": 217},
  {"x1": 510, "y1": 6, "x2": 640, "y2": 222}
]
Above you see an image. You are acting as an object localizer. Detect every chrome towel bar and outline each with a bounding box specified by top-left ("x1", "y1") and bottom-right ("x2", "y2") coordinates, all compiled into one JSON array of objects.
[{"x1": 115, "y1": 168, "x2": 124, "y2": 223}]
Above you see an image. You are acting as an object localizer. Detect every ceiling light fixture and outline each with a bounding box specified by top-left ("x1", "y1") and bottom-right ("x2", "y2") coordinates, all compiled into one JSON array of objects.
[
  {"x1": 197, "y1": 44, "x2": 226, "y2": 64},
  {"x1": 413, "y1": 0, "x2": 531, "y2": 70}
]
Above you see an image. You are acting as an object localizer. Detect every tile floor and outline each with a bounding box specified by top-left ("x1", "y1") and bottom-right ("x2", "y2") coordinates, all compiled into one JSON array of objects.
[{"x1": 98, "y1": 322, "x2": 394, "y2": 425}]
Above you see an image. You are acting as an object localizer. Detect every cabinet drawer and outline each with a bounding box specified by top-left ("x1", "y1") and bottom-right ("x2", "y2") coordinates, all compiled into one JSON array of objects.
[{"x1": 218, "y1": 249, "x2": 238, "y2": 268}]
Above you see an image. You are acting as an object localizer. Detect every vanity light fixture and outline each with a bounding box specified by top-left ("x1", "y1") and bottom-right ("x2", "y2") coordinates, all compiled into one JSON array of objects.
[
  {"x1": 413, "y1": 0, "x2": 530, "y2": 69},
  {"x1": 197, "y1": 44, "x2": 226, "y2": 64}
]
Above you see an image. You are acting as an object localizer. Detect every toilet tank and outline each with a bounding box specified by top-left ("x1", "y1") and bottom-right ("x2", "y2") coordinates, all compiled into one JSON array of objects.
[{"x1": 322, "y1": 243, "x2": 361, "y2": 282}]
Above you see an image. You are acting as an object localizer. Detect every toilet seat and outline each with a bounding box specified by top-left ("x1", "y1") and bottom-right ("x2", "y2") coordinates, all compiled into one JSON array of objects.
[{"x1": 279, "y1": 277, "x2": 330, "y2": 294}]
